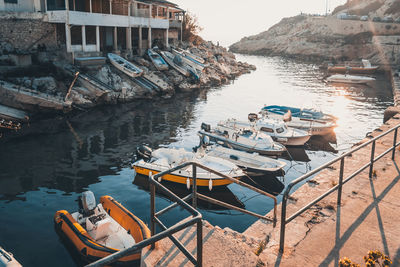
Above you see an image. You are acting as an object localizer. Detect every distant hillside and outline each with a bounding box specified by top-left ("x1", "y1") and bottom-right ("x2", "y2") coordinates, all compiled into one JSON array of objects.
[{"x1": 229, "y1": 0, "x2": 400, "y2": 65}]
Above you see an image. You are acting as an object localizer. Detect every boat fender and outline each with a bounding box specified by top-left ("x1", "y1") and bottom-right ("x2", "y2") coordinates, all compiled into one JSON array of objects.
[
  {"x1": 136, "y1": 145, "x2": 152, "y2": 162},
  {"x1": 248, "y1": 113, "x2": 258, "y2": 122},
  {"x1": 208, "y1": 179, "x2": 213, "y2": 191},
  {"x1": 201, "y1": 123, "x2": 211, "y2": 132},
  {"x1": 186, "y1": 178, "x2": 190, "y2": 189}
]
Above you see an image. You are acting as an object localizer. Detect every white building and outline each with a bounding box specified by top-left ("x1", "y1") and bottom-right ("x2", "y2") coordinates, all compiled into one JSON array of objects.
[{"x1": 0, "y1": 0, "x2": 184, "y2": 55}]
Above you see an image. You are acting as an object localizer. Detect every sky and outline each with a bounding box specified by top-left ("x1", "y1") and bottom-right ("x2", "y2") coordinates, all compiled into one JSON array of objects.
[{"x1": 173, "y1": 0, "x2": 348, "y2": 47}]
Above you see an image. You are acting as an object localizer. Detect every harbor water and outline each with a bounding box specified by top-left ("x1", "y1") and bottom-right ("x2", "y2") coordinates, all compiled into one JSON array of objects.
[{"x1": 0, "y1": 55, "x2": 393, "y2": 266}]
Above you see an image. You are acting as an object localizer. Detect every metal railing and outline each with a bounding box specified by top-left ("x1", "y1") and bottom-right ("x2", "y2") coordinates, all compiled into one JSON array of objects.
[
  {"x1": 86, "y1": 160, "x2": 278, "y2": 266},
  {"x1": 279, "y1": 122, "x2": 400, "y2": 253}
]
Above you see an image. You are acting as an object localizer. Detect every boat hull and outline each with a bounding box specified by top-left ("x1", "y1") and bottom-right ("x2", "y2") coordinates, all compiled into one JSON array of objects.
[
  {"x1": 274, "y1": 134, "x2": 311, "y2": 146},
  {"x1": 133, "y1": 165, "x2": 237, "y2": 187},
  {"x1": 328, "y1": 66, "x2": 378, "y2": 74},
  {"x1": 54, "y1": 196, "x2": 150, "y2": 265}
]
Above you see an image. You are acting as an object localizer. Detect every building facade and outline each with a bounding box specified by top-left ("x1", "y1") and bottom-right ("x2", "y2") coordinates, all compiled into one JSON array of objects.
[{"x1": 0, "y1": 0, "x2": 184, "y2": 55}]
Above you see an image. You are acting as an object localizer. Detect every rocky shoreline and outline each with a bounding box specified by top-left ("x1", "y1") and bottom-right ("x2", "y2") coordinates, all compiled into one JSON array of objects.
[{"x1": 0, "y1": 41, "x2": 256, "y2": 125}]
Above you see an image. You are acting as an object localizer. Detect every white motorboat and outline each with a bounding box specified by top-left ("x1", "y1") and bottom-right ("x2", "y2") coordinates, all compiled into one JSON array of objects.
[
  {"x1": 262, "y1": 109, "x2": 337, "y2": 136},
  {"x1": 160, "y1": 51, "x2": 190, "y2": 77},
  {"x1": 326, "y1": 74, "x2": 375, "y2": 84},
  {"x1": 132, "y1": 146, "x2": 244, "y2": 188},
  {"x1": 221, "y1": 114, "x2": 310, "y2": 146},
  {"x1": 107, "y1": 53, "x2": 143, "y2": 77},
  {"x1": 197, "y1": 143, "x2": 286, "y2": 175},
  {"x1": 0, "y1": 246, "x2": 22, "y2": 267},
  {"x1": 198, "y1": 123, "x2": 286, "y2": 156}
]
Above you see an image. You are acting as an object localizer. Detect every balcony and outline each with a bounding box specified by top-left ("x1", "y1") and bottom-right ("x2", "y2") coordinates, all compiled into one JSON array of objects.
[{"x1": 169, "y1": 19, "x2": 182, "y2": 28}]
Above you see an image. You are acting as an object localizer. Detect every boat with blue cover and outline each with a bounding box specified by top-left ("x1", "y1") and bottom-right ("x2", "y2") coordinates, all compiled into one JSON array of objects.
[
  {"x1": 262, "y1": 105, "x2": 337, "y2": 122},
  {"x1": 147, "y1": 49, "x2": 168, "y2": 71}
]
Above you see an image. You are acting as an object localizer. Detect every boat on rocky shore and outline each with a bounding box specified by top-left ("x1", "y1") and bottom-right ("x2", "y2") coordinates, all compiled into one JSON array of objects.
[
  {"x1": 132, "y1": 146, "x2": 244, "y2": 188},
  {"x1": 173, "y1": 47, "x2": 205, "y2": 64},
  {"x1": 326, "y1": 74, "x2": 376, "y2": 84},
  {"x1": 54, "y1": 191, "x2": 150, "y2": 265},
  {"x1": 221, "y1": 114, "x2": 310, "y2": 146},
  {"x1": 172, "y1": 48, "x2": 205, "y2": 71},
  {"x1": 108, "y1": 53, "x2": 143, "y2": 77},
  {"x1": 147, "y1": 49, "x2": 169, "y2": 71},
  {"x1": 160, "y1": 51, "x2": 190, "y2": 77},
  {"x1": 198, "y1": 123, "x2": 287, "y2": 156}
]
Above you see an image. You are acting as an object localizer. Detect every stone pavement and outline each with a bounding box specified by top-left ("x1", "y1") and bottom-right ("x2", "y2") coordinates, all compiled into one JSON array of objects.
[{"x1": 142, "y1": 115, "x2": 400, "y2": 266}]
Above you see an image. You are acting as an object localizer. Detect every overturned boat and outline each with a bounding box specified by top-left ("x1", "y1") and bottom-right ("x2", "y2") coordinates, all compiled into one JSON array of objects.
[
  {"x1": 198, "y1": 123, "x2": 286, "y2": 156},
  {"x1": 132, "y1": 146, "x2": 244, "y2": 188},
  {"x1": 221, "y1": 114, "x2": 310, "y2": 146},
  {"x1": 108, "y1": 53, "x2": 143, "y2": 77},
  {"x1": 54, "y1": 191, "x2": 150, "y2": 265},
  {"x1": 147, "y1": 49, "x2": 168, "y2": 71}
]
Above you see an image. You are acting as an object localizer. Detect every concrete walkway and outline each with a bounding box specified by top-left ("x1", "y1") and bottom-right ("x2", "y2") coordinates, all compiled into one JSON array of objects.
[{"x1": 142, "y1": 115, "x2": 400, "y2": 266}]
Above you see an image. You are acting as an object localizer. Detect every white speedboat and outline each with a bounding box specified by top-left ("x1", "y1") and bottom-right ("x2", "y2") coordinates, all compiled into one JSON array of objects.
[
  {"x1": 159, "y1": 51, "x2": 190, "y2": 76},
  {"x1": 221, "y1": 114, "x2": 310, "y2": 146},
  {"x1": 326, "y1": 74, "x2": 375, "y2": 84},
  {"x1": 107, "y1": 53, "x2": 143, "y2": 77},
  {"x1": 198, "y1": 123, "x2": 286, "y2": 156},
  {"x1": 0, "y1": 246, "x2": 22, "y2": 267},
  {"x1": 198, "y1": 143, "x2": 286, "y2": 175},
  {"x1": 132, "y1": 146, "x2": 244, "y2": 189}
]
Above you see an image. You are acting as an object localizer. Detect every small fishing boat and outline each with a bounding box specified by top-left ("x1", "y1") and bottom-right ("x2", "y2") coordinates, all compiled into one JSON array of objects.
[
  {"x1": 327, "y1": 59, "x2": 378, "y2": 74},
  {"x1": 261, "y1": 108, "x2": 337, "y2": 136},
  {"x1": 173, "y1": 47, "x2": 205, "y2": 64},
  {"x1": 173, "y1": 54, "x2": 201, "y2": 80},
  {"x1": 54, "y1": 191, "x2": 150, "y2": 265},
  {"x1": 197, "y1": 141, "x2": 286, "y2": 175},
  {"x1": 107, "y1": 53, "x2": 143, "y2": 77},
  {"x1": 198, "y1": 123, "x2": 286, "y2": 156},
  {"x1": 262, "y1": 105, "x2": 337, "y2": 122},
  {"x1": 160, "y1": 51, "x2": 190, "y2": 77},
  {"x1": 326, "y1": 74, "x2": 375, "y2": 84},
  {"x1": 0, "y1": 246, "x2": 22, "y2": 267},
  {"x1": 132, "y1": 146, "x2": 244, "y2": 189},
  {"x1": 172, "y1": 48, "x2": 205, "y2": 71},
  {"x1": 221, "y1": 114, "x2": 310, "y2": 146},
  {"x1": 147, "y1": 49, "x2": 168, "y2": 71}
]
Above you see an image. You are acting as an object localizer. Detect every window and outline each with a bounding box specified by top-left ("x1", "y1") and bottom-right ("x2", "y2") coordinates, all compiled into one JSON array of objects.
[
  {"x1": 260, "y1": 127, "x2": 274, "y2": 133},
  {"x1": 276, "y1": 127, "x2": 285, "y2": 133},
  {"x1": 5, "y1": 0, "x2": 17, "y2": 3}
]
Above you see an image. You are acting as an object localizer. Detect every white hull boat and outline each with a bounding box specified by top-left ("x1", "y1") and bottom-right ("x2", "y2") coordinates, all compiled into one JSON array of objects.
[
  {"x1": 326, "y1": 74, "x2": 375, "y2": 84},
  {"x1": 199, "y1": 144, "x2": 286, "y2": 175},
  {"x1": 172, "y1": 48, "x2": 205, "y2": 71},
  {"x1": 147, "y1": 49, "x2": 168, "y2": 71},
  {"x1": 108, "y1": 53, "x2": 143, "y2": 77},
  {"x1": 221, "y1": 115, "x2": 310, "y2": 146},
  {"x1": 132, "y1": 146, "x2": 244, "y2": 188},
  {"x1": 198, "y1": 123, "x2": 286, "y2": 156},
  {"x1": 160, "y1": 51, "x2": 190, "y2": 77},
  {"x1": 0, "y1": 246, "x2": 22, "y2": 267},
  {"x1": 173, "y1": 47, "x2": 205, "y2": 64}
]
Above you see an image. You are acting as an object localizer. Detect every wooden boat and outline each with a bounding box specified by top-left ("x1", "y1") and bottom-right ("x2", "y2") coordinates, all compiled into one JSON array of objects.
[
  {"x1": 132, "y1": 146, "x2": 244, "y2": 189},
  {"x1": 262, "y1": 105, "x2": 337, "y2": 122},
  {"x1": 326, "y1": 74, "x2": 375, "y2": 84},
  {"x1": 54, "y1": 191, "x2": 150, "y2": 265},
  {"x1": 198, "y1": 143, "x2": 286, "y2": 175},
  {"x1": 160, "y1": 51, "x2": 190, "y2": 77},
  {"x1": 0, "y1": 104, "x2": 29, "y2": 122},
  {"x1": 0, "y1": 246, "x2": 22, "y2": 267},
  {"x1": 327, "y1": 59, "x2": 378, "y2": 74},
  {"x1": 221, "y1": 114, "x2": 310, "y2": 146},
  {"x1": 107, "y1": 53, "x2": 143, "y2": 77},
  {"x1": 172, "y1": 48, "x2": 205, "y2": 71},
  {"x1": 198, "y1": 123, "x2": 286, "y2": 156},
  {"x1": 147, "y1": 49, "x2": 168, "y2": 71}
]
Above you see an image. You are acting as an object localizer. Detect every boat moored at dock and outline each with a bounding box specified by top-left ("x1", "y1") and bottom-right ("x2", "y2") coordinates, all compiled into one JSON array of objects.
[
  {"x1": 327, "y1": 59, "x2": 378, "y2": 74},
  {"x1": 262, "y1": 105, "x2": 337, "y2": 122},
  {"x1": 132, "y1": 146, "x2": 244, "y2": 188},
  {"x1": 326, "y1": 74, "x2": 375, "y2": 84},
  {"x1": 54, "y1": 191, "x2": 150, "y2": 265}
]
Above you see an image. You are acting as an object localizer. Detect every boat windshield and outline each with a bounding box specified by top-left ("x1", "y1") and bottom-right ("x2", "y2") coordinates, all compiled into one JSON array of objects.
[{"x1": 276, "y1": 127, "x2": 285, "y2": 133}]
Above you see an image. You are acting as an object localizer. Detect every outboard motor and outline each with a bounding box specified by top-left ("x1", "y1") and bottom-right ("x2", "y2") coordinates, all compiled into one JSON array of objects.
[
  {"x1": 136, "y1": 145, "x2": 152, "y2": 162},
  {"x1": 79, "y1": 191, "x2": 96, "y2": 217},
  {"x1": 248, "y1": 113, "x2": 258, "y2": 122},
  {"x1": 201, "y1": 123, "x2": 211, "y2": 132}
]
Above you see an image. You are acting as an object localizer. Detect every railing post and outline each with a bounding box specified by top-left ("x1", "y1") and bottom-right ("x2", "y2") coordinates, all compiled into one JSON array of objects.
[
  {"x1": 192, "y1": 164, "x2": 197, "y2": 209},
  {"x1": 369, "y1": 140, "x2": 376, "y2": 178},
  {"x1": 150, "y1": 173, "x2": 156, "y2": 249},
  {"x1": 337, "y1": 158, "x2": 345, "y2": 206},
  {"x1": 392, "y1": 128, "x2": 398, "y2": 160},
  {"x1": 279, "y1": 193, "x2": 289, "y2": 253},
  {"x1": 197, "y1": 220, "x2": 203, "y2": 267}
]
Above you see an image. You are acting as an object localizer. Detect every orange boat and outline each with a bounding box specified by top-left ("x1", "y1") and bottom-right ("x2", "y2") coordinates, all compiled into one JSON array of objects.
[
  {"x1": 327, "y1": 59, "x2": 378, "y2": 74},
  {"x1": 54, "y1": 191, "x2": 150, "y2": 265}
]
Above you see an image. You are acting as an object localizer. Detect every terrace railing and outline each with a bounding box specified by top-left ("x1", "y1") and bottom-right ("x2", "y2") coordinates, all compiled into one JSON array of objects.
[{"x1": 279, "y1": 122, "x2": 400, "y2": 253}]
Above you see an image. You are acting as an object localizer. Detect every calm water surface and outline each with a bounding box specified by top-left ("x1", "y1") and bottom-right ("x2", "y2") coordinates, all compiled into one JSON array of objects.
[{"x1": 0, "y1": 55, "x2": 393, "y2": 266}]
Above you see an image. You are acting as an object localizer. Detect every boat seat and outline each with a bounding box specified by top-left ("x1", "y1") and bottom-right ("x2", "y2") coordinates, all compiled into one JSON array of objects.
[{"x1": 90, "y1": 217, "x2": 112, "y2": 241}]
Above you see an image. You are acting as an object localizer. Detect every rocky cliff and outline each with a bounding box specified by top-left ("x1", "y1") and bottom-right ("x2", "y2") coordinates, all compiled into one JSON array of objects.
[{"x1": 230, "y1": 0, "x2": 400, "y2": 65}]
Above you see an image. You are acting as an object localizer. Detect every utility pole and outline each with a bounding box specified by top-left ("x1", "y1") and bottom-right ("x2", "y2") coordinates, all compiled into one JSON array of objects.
[{"x1": 325, "y1": 0, "x2": 328, "y2": 16}]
